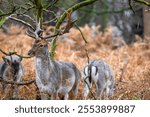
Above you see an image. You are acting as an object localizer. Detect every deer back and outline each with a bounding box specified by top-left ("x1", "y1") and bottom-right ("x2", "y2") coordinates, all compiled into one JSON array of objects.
[{"x1": 91, "y1": 60, "x2": 115, "y2": 96}]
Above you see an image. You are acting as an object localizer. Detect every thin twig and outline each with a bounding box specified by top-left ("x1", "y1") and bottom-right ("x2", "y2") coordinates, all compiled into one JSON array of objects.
[
  {"x1": 84, "y1": 76, "x2": 97, "y2": 100},
  {"x1": 75, "y1": 24, "x2": 96, "y2": 99},
  {"x1": 117, "y1": 93, "x2": 124, "y2": 100},
  {"x1": 133, "y1": 0, "x2": 150, "y2": 6},
  {"x1": 120, "y1": 59, "x2": 128, "y2": 82},
  {"x1": 75, "y1": 23, "x2": 87, "y2": 43},
  {"x1": 75, "y1": 23, "x2": 90, "y2": 64},
  {"x1": 55, "y1": 0, "x2": 98, "y2": 30},
  {"x1": 128, "y1": 0, "x2": 135, "y2": 14},
  {"x1": 50, "y1": 0, "x2": 98, "y2": 59},
  {"x1": 43, "y1": 10, "x2": 58, "y2": 25},
  {"x1": 22, "y1": 6, "x2": 35, "y2": 14},
  {"x1": 43, "y1": 9, "x2": 57, "y2": 17},
  {"x1": 0, "y1": 77, "x2": 35, "y2": 85},
  {"x1": 0, "y1": 49, "x2": 31, "y2": 59},
  {"x1": 46, "y1": 0, "x2": 60, "y2": 9},
  {"x1": 0, "y1": 7, "x2": 19, "y2": 17},
  {"x1": 43, "y1": 17, "x2": 57, "y2": 25}
]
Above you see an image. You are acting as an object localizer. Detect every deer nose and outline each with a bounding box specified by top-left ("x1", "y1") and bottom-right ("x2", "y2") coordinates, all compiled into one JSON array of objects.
[
  {"x1": 28, "y1": 50, "x2": 35, "y2": 57},
  {"x1": 28, "y1": 50, "x2": 32, "y2": 56}
]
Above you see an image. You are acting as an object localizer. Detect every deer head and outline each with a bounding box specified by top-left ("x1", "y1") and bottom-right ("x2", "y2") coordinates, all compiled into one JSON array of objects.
[
  {"x1": 2, "y1": 55, "x2": 22, "y2": 66},
  {"x1": 26, "y1": 18, "x2": 53, "y2": 57},
  {"x1": 28, "y1": 39, "x2": 49, "y2": 57},
  {"x1": 2, "y1": 55, "x2": 22, "y2": 78}
]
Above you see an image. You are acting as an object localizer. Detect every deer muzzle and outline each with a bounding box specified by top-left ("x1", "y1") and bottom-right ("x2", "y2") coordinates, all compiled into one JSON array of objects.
[{"x1": 28, "y1": 49, "x2": 35, "y2": 57}]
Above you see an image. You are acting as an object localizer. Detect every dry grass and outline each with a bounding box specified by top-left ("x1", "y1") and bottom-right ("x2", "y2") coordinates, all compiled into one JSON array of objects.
[{"x1": 0, "y1": 25, "x2": 150, "y2": 100}]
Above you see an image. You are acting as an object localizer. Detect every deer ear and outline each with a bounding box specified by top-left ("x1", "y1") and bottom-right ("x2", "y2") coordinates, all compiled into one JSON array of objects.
[
  {"x1": 2, "y1": 56, "x2": 10, "y2": 65},
  {"x1": 91, "y1": 66, "x2": 98, "y2": 76}
]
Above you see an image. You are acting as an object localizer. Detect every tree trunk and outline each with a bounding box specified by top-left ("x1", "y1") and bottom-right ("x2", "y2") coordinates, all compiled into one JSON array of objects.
[{"x1": 143, "y1": 3, "x2": 150, "y2": 38}]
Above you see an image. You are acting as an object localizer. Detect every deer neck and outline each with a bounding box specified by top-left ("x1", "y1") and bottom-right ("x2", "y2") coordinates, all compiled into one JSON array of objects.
[{"x1": 35, "y1": 45, "x2": 54, "y2": 75}]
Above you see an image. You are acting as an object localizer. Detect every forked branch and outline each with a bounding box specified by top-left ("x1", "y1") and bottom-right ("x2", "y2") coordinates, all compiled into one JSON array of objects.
[
  {"x1": 133, "y1": 0, "x2": 150, "y2": 6},
  {"x1": 0, "y1": 7, "x2": 19, "y2": 17},
  {"x1": 128, "y1": 0, "x2": 150, "y2": 13},
  {"x1": 55, "y1": 0, "x2": 98, "y2": 30},
  {"x1": 50, "y1": 0, "x2": 98, "y2": 59},
  {"x1": 0, "y1": 49, "x2": 31, "y2": 59}
]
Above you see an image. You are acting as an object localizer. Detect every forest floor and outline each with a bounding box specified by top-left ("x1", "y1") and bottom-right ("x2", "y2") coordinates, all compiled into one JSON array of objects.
[{"x1": 0, "y1": 25, "x2": 150, "y2": 100}]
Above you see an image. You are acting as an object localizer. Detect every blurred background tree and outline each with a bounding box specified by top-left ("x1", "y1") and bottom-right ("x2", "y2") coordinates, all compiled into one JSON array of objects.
[{"x1": 0, "y1": 0, "x2": 150, "y2": 43}]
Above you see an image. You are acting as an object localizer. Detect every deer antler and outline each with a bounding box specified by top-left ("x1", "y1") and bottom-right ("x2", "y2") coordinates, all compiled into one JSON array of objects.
[
  {"x1": 5, "y1": 8, "x2": 75, "y2": 42},
  {"x1": 8, "y1": 15, "x2": 35, "y2": 31}
]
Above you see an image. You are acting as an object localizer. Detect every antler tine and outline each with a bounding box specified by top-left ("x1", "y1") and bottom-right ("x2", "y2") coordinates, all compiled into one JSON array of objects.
[
  {"x1": 35, "y1": 19, "x2": 43, "y2": 39},
  {"x1": 26, "y1": 28, "x2": 36, "y2": 39},
  {"x1": 40, "y1": 33, "x2": 59, "y2": 39},
  {"x1": 7, "y1": 14, "x2": 37, "y2": 40},
  {"x1": 8, "y1": 15, "x2": 35, "y2": 31},
  {"x1": 25, "y1": 18, "x2": 43, "y2": 40}
]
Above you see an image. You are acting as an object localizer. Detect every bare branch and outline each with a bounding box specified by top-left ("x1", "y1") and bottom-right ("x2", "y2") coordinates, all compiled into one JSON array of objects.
[
  {"x1": 0, "y1": 49, "x2": 31, "y2": 59},
  {"x1": 128, "y1": 0, "x2": 135, "y2": 13},
  {"x1": 0, "y1": 77, "x2": 35, "y2": 85},
  {"x1": 22, "y1": 6, "x2": 35, "y2": 14},
  {"x1": 133, "y1": 0, "x2": 150, "y2": 6},
  {"x1": 43, "y1": 10, "x2": 58, "y2": 25},
  {"x1": 46, "y1": 0, "x2": 60, "y2": 9},
  {"x1": 75, "y1": 23, "x2": 87, "y2": 43},
  {"x1": 42, "y1": 14, "x2": 77, "y2": 40},
  {"x1": 84, "y1": 76, "x2": 97, "y2": 100},
  {"x1": 62, "y1": 11, "x2": 77, "y2": 34},
  {"x1": 128, "y1": 0, "x2": 150, "y2": 13},
  {"x1": 50, "y1": 0, "x2": 98, "y2": 59},
  {"x1": 75, "y1": 23, "x2": 90, "y2": 64},
  {"x1": 15, "y1": 53, "x2": 31, "y2": 59},
  {"x1": 55, "y1": 0, "x2": 98, "y2": 30},
  {"x1": 43, "y1": 17, "x2": 57, "y2": 25},
  {"x1": 120, "y1": 59, "x2": 128, "y2": 82},
  {"x1": 0, "y1": 6, "x2": 19, "y2": 17}
]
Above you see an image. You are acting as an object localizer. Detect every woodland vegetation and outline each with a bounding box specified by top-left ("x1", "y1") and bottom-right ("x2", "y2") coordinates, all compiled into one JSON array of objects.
[{"x1": 0, "y1": 0, "x2": 150, "y2": 100}]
